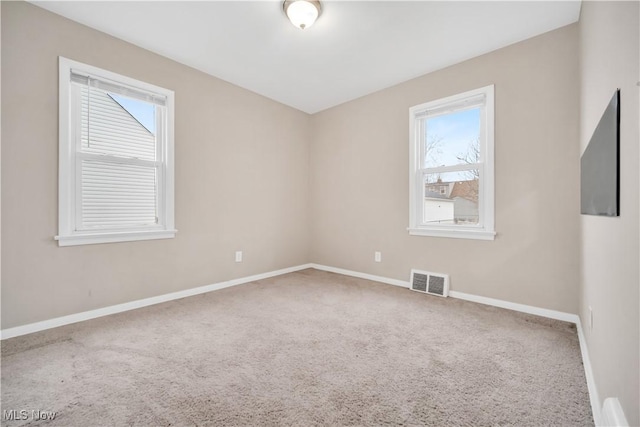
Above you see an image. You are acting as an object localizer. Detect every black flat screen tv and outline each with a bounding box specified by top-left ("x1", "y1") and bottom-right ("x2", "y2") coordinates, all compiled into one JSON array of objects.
[{"x1": 580, "y1": 89, "x2": 620, "y2": 216}]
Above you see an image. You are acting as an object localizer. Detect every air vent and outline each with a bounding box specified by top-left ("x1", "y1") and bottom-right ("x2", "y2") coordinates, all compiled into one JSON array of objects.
[{"x1": 410, "y1": 269, "x2": 449, "y2": 297}]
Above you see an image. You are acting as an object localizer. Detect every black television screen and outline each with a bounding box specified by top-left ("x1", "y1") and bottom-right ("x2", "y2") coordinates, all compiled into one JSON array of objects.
[{"x1": 580, "y1": 89, "x2": 620, "y2": 216}]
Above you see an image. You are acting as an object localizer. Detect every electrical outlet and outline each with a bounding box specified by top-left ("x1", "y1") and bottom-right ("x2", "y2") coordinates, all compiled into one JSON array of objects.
[
  {"x1": 589, "y1": 306, "x2": 593, "y2": 331},
  {"x1": 235, "y1": 251, "x2": 243, "y2": 263},
  {"x1": 374, "y1": 251, "x2": 382, "y2": 262}
]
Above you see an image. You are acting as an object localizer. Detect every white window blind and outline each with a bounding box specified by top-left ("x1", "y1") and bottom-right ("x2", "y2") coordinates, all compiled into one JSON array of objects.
[
  {"x1": 74, "y1": 77, "x2": 161, "y2": 230},
  {"x1": 413, "y1": 94, "x2": 486, "y2": 120},
  {"x1": 80, "y1": 160, "x2": 158, "y2": 229},
  {"x1": 57, "y1": 57, "x2": 175, "y2": 246}
]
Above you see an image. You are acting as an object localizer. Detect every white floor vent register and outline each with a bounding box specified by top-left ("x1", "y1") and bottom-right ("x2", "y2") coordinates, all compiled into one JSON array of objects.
[{"x1": 410, "y1": 269, "x2": 450, "y2": 297}]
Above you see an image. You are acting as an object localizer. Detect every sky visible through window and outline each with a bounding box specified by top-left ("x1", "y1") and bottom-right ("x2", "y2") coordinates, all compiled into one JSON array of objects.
[
  {"x1": 110, "y1": 94, "x2": 156, "y2": 134},
  {"x1": 424, "y1": 107, "x2": 480, "y2": 175}
]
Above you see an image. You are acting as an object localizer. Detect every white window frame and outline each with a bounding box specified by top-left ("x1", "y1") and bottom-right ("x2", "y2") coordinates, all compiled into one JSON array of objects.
[
  {"x1": 408, "y1": 85, "x2": 495, "y2": 241},
  {"x1": 56, "y1": 57, "x2": 176, "y2": 246}
]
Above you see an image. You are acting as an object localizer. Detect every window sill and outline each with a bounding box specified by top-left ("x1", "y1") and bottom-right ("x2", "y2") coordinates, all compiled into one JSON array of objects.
[
  {"x1": 408, "y1": 227, "x2": 496, "y2": 241},
  {"x1": 55, "y1": 229, "x2": 177, "y2": 247}
]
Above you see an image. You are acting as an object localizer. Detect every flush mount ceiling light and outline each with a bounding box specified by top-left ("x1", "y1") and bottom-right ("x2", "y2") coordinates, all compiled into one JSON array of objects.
[{"x1": 283, "y1": 0, "x2": 322, "y2": 30}]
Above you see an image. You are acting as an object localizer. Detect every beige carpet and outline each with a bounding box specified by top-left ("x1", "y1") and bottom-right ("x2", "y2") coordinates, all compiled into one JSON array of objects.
[{"x1": 1, "y1": 269, "x2": 593, "y2": 426}]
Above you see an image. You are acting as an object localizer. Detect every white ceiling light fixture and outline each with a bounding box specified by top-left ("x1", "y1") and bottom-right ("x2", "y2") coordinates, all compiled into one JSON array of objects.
[{"x1": 283, "y1": 0, "x2": 321, "y2": 30}]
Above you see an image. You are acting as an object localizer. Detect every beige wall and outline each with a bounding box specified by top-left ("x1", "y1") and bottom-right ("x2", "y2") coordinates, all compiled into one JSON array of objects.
[
  {"x1": 310, "y1": 25, "x2": 581, "y2": 314},
  {"x1": 1, "y1": 2, "x2": 311, "y2": 329},
  {"x1": 579, "y1": 2, "x2": 640, "y2": 425}
]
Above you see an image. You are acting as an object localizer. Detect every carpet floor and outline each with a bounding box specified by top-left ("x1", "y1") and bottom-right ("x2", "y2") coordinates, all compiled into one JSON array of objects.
[{"x1": 1, "y1": 269, "x2": 593, "y2": 426}]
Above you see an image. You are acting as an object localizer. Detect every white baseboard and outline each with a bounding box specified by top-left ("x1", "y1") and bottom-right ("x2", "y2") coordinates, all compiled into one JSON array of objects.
[
  {"x1": 601, "y1": 398, "x2": 628, "y2": 427},
  {"x1": 447, "y1": 290, "x2": 579, "y2": 323},
  {"x1": 577, "y1": 319, "x2": 603, "y2": 426},
  {"x1": 309, "y1": 264, "x2": 410, "y2": 288},
  {"x1": 310, "y1": 263, "x2": 578, "y2": 322},
  {"x1": 0, "y1": 263, "x2": 314, "y2": 340}
]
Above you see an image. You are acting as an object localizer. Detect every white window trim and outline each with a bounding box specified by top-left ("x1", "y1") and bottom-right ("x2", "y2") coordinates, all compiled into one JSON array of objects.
[
  {"x1": 56, "y1": 57, "x2": 176, "y2": 246},
  {"x1": 408, "y1": 85, "x2": 495, "y2": 241}
]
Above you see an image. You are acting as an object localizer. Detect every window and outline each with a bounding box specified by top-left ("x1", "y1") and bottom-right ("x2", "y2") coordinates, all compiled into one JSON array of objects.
[
  {"x1": 56, "y1": 57, "x2": 175, "y2": 246},
  {"x1": 408, "y1": 85, "x2": 495, "y2": 240}
]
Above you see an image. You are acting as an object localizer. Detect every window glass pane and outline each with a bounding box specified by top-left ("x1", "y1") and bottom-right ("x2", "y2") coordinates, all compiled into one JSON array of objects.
[
  {"x1": 424, "y1": 108, "x2": 480, "y2": 168},
  {"x1": 79, "y1": 84, "x2": 157, "y2": 161},
  {"x1": 110, "y1": 94, "x2": 156, "y2": 134},
  {"x1": 423, "y1": 170, "x2": 479, "y2": 225}
]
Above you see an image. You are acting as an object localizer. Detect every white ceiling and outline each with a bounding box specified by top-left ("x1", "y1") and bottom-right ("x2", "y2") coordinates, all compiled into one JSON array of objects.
[{"x1": 32, "y1": 1, "x2": 581, "y2": 114}]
